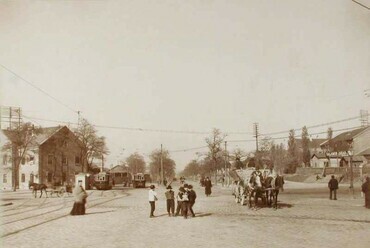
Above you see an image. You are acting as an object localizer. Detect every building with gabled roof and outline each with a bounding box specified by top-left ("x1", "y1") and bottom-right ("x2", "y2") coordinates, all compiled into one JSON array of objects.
[{"x1": 1, "y1": 126, "x2": 85, "y2": 190}]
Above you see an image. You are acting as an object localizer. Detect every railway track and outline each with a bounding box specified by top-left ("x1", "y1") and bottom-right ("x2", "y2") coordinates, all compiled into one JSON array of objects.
[{"x1": 1, "y1": 190, "x2": 128, "y2": 238}]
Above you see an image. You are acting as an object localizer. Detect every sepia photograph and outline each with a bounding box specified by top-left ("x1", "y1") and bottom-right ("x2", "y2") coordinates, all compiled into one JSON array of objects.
[{"x1": 0, "y1": 0, "x2": 369, "y2": 247}]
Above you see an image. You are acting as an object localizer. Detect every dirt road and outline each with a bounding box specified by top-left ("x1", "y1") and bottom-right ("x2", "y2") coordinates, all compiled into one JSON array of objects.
[{"x1": 1, "y1": 181, "x2": 369, "y2": 248}]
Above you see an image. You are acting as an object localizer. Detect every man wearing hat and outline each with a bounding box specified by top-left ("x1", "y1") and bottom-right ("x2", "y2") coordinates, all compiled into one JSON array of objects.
[
  {"x1": 187, "y1": 185, "x2": 197, "y2": 217},
  {"x1": 148, "y1": 185, "x2": 158, "y2": 218},
  {"x1": 165, "y1": 185, "x2": 175, "y2": 216},
  {"x1": 361, "y1": 176, "x2": 370, "y2": 209},
  {"x1": 182, "y1": 185, "x2": 190, "y2": 219},
  {"x1": 175, "y1": 187, "x2": 185, "y2": 216}
]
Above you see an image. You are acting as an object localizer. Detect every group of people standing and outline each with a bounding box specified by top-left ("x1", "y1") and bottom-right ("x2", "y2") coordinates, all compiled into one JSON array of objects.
[{"x1": 148, "y1": 183, "x2": 197, "y2": 219}]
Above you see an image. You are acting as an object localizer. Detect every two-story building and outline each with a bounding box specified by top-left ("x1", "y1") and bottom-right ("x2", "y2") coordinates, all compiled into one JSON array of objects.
[
  {"x1": 320, "y1": 126, "x2": 370, "y2": 167},
  {"x1": 1, "y1": 126, "x2": 86, "y2": 190}
]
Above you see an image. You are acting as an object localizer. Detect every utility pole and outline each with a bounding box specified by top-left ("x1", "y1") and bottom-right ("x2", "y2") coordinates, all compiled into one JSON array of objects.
[
  {"x1": 77, "y1": 111, "x2": 81, "y2": 128},
  {"x1": 224, "y1": 141, "x2": 228, "y2": 187},
  {"x1": 160, "y1": 144, "x2": 164, "y2": 185},
  {"x1": 253, "y1": 123, "x2": 259, "y2": 153},
  {"x1": 101, "y1": 154, "x2": 104, "y2": 172}
]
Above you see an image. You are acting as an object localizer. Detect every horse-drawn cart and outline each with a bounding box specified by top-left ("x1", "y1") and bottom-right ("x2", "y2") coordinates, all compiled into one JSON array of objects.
[
  {"x1": 231, "y1": 168, "x2": 284, "y2": 209},
  {"x1": 48, "y1": 185, "x2": 73, "y2": 197},
  {"x1": 231, "y1": 168, "x2": 259, "y2": 207}
]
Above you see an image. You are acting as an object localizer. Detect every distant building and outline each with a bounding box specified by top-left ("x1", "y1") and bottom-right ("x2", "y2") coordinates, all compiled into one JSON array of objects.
[
  {"x1": 0, "y1": 126, "x2": 85, "y2": 190},
  {"x1": 318, "y1": 126, "x2": 370, "y2": 168},
  {"x1": 109, "y1": 165, "x2": 131, "y2": 186}
]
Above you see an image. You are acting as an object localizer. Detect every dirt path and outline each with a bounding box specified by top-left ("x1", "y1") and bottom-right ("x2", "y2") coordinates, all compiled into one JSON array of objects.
[{"x1": 2, "y1": 182, "x2": 370, "y2": 248}]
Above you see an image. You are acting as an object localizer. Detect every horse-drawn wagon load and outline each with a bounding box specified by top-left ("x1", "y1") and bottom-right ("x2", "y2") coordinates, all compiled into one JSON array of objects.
[{"x1": 231, "y1": 168, "x2": 284, "y2": 209}]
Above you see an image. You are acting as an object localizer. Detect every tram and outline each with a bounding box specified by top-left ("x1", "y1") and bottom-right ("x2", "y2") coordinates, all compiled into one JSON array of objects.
[{"x1": 94, "y1": 172, "x2": 113, "y2": 190}]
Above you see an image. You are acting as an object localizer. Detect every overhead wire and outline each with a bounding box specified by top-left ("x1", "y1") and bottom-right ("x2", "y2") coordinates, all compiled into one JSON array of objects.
[
  {"x1": 0, "y1": 63, "x2": 79, "y2": 114},
  {"x1": 352, "y1": 0, "x2": 370, "y2": 10},
  {"x1": 22, "y1": 115, "x2": 251, "y2": 135}
]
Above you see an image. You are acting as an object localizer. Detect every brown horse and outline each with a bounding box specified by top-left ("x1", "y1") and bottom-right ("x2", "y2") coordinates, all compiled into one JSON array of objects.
[
  {"x1": 247, "y1": 174, "x2": 266, "y2": 209},
  {"x1": 29, "y1": 182, "x2": 48, "y2": 198},
  {"x1": 264, "y1": 175, "x2": 285, "y2": 209}
]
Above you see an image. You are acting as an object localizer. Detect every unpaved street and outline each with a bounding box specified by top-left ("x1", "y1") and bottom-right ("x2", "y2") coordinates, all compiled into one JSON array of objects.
[{"x1": 1, "y1": 181, "x2": 370, "y2": 248}]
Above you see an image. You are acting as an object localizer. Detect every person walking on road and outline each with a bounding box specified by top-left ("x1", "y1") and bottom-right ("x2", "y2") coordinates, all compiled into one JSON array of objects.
[
  {"x1": 328, "y1": 175, "x2": 339, "y2": 200},
  {"x1": 165, "y1": 185, "x2": 175, "y2": 216},
  {"x1": 148, "y1": 185, "x2": 158, "y2": 218},
  {"x1": 361, "y1": 176, "x2": 370, "y2": 209},
  {"x1": 70, "y1": 182, "x2": 88, "y2": 216},
  {"x1": 204, "y1": 177, "x2": 212, "y2": 197},
  {"x1": 187, "y1": 184, "x2": 197, "y2": 217}
]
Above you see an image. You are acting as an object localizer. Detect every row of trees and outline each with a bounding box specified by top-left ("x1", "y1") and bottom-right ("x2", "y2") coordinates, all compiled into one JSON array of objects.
[{"x1": 181, "y1": 126, "x2": 335, "y2": 178}]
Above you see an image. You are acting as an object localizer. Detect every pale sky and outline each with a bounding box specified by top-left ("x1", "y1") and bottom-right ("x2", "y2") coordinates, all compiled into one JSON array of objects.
[{"x1": 1, "y1": 0, "x2": 369, "y2": 171}]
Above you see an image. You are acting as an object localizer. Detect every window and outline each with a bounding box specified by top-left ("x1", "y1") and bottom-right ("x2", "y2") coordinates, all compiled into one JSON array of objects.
[
  {"x1": 48, "y1": 155, "x2": 53, "y2": 165},
  {"x1": 3, "y1": 174, "x2": 7, "y2": 183},
  {"x1": 29, "y1": 156, "x2": 35, "y2": 165},
  {"x1": 62, "y1": 155, "x2": 67, "y2": 165},
  {"x1": 47, "y1": 172, "x2": 52, "y2": 183},
  {"x1": 21, "y1": 157, "x2": 26, "y2": 165},
  {"x1": 3, "y1": 154, "x2": 8, "y2": 165},
  {"x1": 21, "y1": 173, "x2": 25, "y2": 183},
  {"x1": 62, "y1": 172, "x2": 66, "y2": 183},
  {"x1": 75, "y1": 156, "x2": 80, "y2": 165},
  {"x1": 62, "y1": 140, "x2": 68, "y2": 147},
  {"x1": 30, "y1": 174, "x2": 34, "y2": 183}
]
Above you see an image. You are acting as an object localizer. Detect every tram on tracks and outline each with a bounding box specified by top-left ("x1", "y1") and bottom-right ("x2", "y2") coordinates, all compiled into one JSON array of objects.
[{"x1": 94, "y1": 172, "x2": 113, "y2": 190}]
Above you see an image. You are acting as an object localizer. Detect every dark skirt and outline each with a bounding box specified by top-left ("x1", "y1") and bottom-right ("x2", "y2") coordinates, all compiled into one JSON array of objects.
[
  {"x1": 70, "y1": 200, "x2": 86, "y2": 215},
  {"x1": 205, "y1": 186, "x2": 212, "y2": 195}
]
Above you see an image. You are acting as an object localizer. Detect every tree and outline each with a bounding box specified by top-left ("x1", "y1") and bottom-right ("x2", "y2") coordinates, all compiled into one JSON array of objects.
[
  {"x1": 286, "y1": 129, "x2": 298, "y2": 173},
  {"x1": 205, "y1": 128, "x2": 226, "y2": 184},
  {"x1": 270, "y1": 143, "x2": 287, "y2": 173},
  {"x1": 74, "y1": 119, "x2": 109, "y2": 172},
  {"x1": 256, "y1": 136, "x2": 274, "y2": 169},
  {"x1": 301, "y1": 126, "x2": 311, "y2": 167},
  {"x1": 126, "y1": 152, "x2": 146, "y2": 174},
  {"x1": 2, "y1": 122, "x2": 41, "y2": 191},
  {"x1": 230, "y1": 148, "x2": 246, "y2": 170},
  {"x1": 182, "y1": 159, "x2": 201, "y2": 178},
  {"x1": 149, "y1": 149, "x2": 176, "y2": 183}
]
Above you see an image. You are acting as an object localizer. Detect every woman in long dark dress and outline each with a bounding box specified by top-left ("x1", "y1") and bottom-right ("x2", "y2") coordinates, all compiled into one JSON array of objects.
[
  {"x1": 70, "y1": 184, "x2": 88, "y2": 215},
  {"x1": 204, "y1": 177, "x2": 212, "y2": 197}
]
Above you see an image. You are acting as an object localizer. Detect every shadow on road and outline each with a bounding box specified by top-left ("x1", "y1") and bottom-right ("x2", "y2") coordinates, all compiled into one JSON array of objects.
[
  {"x1": 277, "y1": 203, "x2": 293, "y2": 209},
  {"x1": 86, "y1": 210, "x2": 115, "y2": 215},
  {"x1": 194, "y1": 213, "x2": 212, "y2": 218}
]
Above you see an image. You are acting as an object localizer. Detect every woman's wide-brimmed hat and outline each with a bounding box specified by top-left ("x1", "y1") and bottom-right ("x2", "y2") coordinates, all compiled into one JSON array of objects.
[{"x1": 166, "y1": 185, "x2": 172, "y2": 189}]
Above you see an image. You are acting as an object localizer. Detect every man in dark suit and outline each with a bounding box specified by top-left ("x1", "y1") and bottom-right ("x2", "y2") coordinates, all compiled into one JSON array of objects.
[
  {"x1": 328, "y1": 175, "x2": 339, "y2": 200},
  {"x1": 187, "y1": 185, "x2": 197, "y2": 217},
  {"x1": 361, "y1": 176, "x2": 370, "y2": 209}
]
